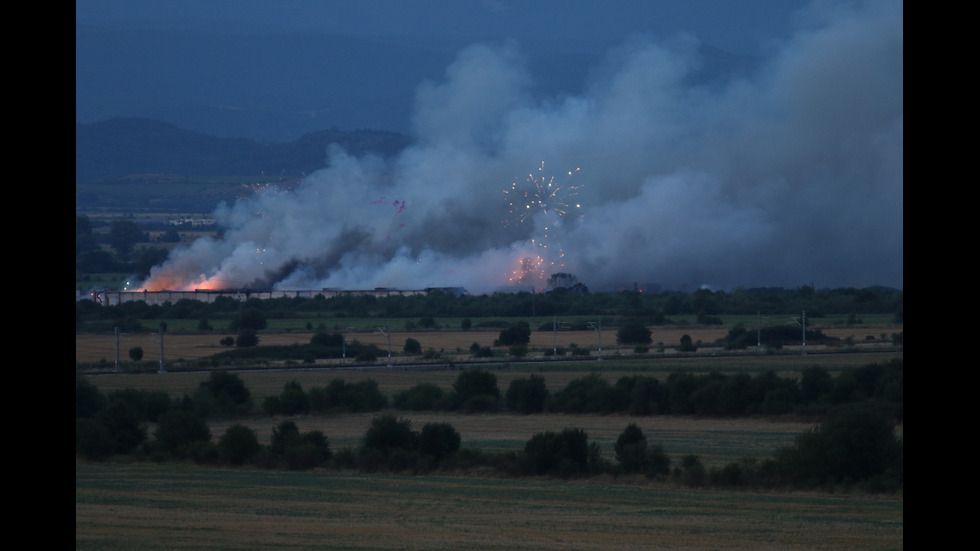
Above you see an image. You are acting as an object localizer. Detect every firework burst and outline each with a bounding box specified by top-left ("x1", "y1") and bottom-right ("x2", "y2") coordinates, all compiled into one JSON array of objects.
[
  {"x1": 503, "y1": 162, "x2": 582, "y2": 289},
  {"x1": 502, "y1": 161, "x2": 582, "y2": 226}
]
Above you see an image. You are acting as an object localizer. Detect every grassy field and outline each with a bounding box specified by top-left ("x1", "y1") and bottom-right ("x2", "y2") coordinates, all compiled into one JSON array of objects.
[
  {"x1": 77, "y1": 327, "x2": 903, "y2": 549},
  {"x1": 82, "y1": 357, "x2": 904, "y2": 467},
  {"x1": 75, "y1": 324, "x2": 901, "y2": 367},
  {"x1": 76, "y1": 462, "x2": 903, "y2": 550}
]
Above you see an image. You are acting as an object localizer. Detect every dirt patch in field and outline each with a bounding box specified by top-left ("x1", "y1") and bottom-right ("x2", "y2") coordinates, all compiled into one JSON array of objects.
[
  {"x1": 77, "y1": 324, "x2": 900, "y2": 365},
  {"x1": 76, "y1": 327, "x2": 735, "y2": 364}
]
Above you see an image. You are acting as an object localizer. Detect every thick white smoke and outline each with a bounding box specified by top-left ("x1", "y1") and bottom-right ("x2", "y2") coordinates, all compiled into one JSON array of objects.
[{"x1": 142, "y1": 0, "x2": 902, "y2": 294}]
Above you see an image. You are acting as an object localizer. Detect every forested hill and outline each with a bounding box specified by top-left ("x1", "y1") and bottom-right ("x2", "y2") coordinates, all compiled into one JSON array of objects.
[{"x1": 75, "y1": 118, "x2": 413, "y2": 183}]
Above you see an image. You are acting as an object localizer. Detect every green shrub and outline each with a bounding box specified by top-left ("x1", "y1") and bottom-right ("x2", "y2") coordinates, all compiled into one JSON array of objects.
[
  {"x1": 614, "y1": 423, "x2": 647, "y2": 473},
  {"x1": 452, "y1": 369, "x2": 500, "y2": 408},
  {"x1": 418, "y1": 422, "x2": 461, "y2": 464},
  {"x1": 522, "y1": 428, "x2": 591, "y2": 477},
  {"x1": 76, "y1": 376, "x2": 108, "y2": 418},
  {"x1": 99, "y1": 400, "x2": 148, "y2": 454},
  {"x1": 403, "y1": 337, "x2": 422, "y2": 354},
  {"x1": 393, "y1": 383, "x2": 447, "y2": 411},
  {"x1": 774, "y1": 408, "x2": 902, "y2": 488},
  {"x1": 674, "y1": 454, "x2": 706, "y2": 487},
  {"x1": 235, "y1": 330, "x2": 259, "y2": 347},
  {"x1": 505, "y1": 374, "x2": 550, "y2": 414},
  {"x1": 362, "y1": 414, "x2": 418, "y2": 461},
  {"x1": 218, "y1": 424, "x2": 261, "y2": 465},
  {"x1": 76, "y1": 417, "x2": 114, "y2": 460},
  {"x1": 153, "y1": 410, "x2": 211, "y2": 458},
  {"x1": 616, "y1": 323, "x2": 652, "y2": 345}
]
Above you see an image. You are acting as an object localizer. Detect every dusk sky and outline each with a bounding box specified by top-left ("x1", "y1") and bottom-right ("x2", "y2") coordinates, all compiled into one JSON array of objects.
[{"x1": 77, "y1": 1, "x2": 903, "y2": 293}]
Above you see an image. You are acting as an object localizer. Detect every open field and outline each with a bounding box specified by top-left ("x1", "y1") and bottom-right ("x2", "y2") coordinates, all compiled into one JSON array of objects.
[
  {"x1": 78, "y1": 346, "x2": 903, "y2": 549},
  {"x1": 81, "y1": 349, "x2": 904, "y2": 467},
  {"x1": 75, "y1": 324, "x2": 901, "y2": 366},
  {"x1": 76, "y1": 462, "x2": 903, "y2": 551}
]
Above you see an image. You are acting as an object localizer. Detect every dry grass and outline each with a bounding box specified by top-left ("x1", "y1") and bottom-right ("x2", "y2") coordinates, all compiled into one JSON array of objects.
[
  {"x1": 209, "y1": 412, "x2": 826, "y2": 468},
  {"x1": 76, "y1": 325, "x2": 898, "y2": 365},
  {"x1": 76, "y1": 341, "x2": 904, "y2": 550},
  {"x1": 76, "y1": 462, "x2": 903, "y2": 551}
]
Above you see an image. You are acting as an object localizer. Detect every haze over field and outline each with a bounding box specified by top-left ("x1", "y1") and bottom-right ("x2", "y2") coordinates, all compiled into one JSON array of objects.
[{"x1": 79, "y1": 1, "x2": 902, "y2": 293}]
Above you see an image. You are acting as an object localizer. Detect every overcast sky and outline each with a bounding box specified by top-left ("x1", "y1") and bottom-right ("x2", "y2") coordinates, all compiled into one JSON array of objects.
[
  {"x1": 78, "y1": 1, "x2": 903, "y2": 293},
  {"x1": 76, "y1": 0, "x2": 812, "y2": 140}
]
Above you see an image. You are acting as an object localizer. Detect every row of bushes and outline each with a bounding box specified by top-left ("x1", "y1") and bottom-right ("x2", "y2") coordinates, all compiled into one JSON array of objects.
[
  {"x1": 76, "y1": 394, "x2": 902, "y2": 493},
  {"x1": 257, "y1": 359, "x2": 902, "y2": 421},
  {"x1": 395, "y1": 359, "x2": 903, "y2": 420},
  {"x1": 76, "y1": 358, "x2": 903, "y2": 437}
]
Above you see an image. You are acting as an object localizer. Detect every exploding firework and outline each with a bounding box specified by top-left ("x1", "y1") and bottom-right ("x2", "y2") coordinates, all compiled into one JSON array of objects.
[
  {"x1": 503, "y1": 162, "x2": 581, "y2": 289},
  {"x1": 509, "y1": 255, "x2": 545, "y2": 286},
  {"x1": 502, "y1": 161, "x2": 582, "y2": 226}
]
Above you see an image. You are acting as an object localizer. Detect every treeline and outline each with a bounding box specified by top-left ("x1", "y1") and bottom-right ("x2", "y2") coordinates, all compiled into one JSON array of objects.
[
  {"x1": 76, "y1": 360, "x2": 903, "y2": 492},
  {"x1": 76, "y1": 285, "x2": 903, "y2": 331}
]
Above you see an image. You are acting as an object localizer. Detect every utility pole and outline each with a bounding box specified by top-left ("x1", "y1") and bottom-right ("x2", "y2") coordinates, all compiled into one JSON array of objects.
[
  {"x1": 552, "y1": 315, "x2": 558, "y2": 357},
  {"x1": 342, "y1": 327, "x2": 352, "y2": 365},
  {"x1": 114, "y1": 327, "x2": 121, "y2": 373},
  {"x1": 801, "y1": 310, "x2": 806, "y2": 356},
  {"x1": 376, "y1": 325, "x2": 392, "y2": 368},
  {"x1": 589, "y1": 319, "x2": 602, "y2": 361},
  {"x1": 158, "y1": 323, "x2": 167, "y2": 373},
  {"x1": 756, "y1": 312, "x2": 769, "y2": 353}
]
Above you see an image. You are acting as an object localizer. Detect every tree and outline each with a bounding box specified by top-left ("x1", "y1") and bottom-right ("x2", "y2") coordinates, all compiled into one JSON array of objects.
[
  {"x1": 99, "y1": 400, "x2": 147, "y2": 454},
  {"x1": 615, "y1": 423, "x2": 648, "y2": 473},
  {"x1": 278, "y1": 380, "x2": 310, "y2": 415},
  {"x1": 133, "y1": 247, "x2": 169, "y2": 278},
  {"x1": 196, "y1": 371, "x2": 253, "y2": 416},
  {"x1": 76, "y1": 417, "x2": 114, "y2": 460},
  {"x1": 523, "y1": 428, "x2": 591, "y2": 477},
  {"x1": 393, "y1": 383, "x2": 447, "y2": 411},
  {"x1": 363, "y1": 414, "x2": 418, "y2": 459},
  {"x1": 76, "y1": 376, "x2": 108, "y2": 418},
  {"x1": 505, "y1": 374, "x2": 549, "y2": 414},
  {"x1": 775, "y1": 409, "x2": 902, "y2": 488},
  {"x1": 311, "y1": 332, "x2": 343, "y2": 347},
  {"x1": 800, "y1": 366, "x2": 834, "y2": 403},
  {"x1": 161, "y1": 228, "x2": 181, "y2": 243},
  {"x1": 230, "y1": 308, "x2": 267, "y2": 331},
  {"x1": 678, "y1": 334, "x2": 697, "y2": 352},
  {"x1": 218, "y1": 424, "x2": 260, "y2": 465},
  {"x1": 418, "y1": 422, "x2": 461, "y2": 463},
  {"x1": 76, "y1": 249, "x2": 117, "y2": 272},
  {"x1": 403, "y1": 337, "x2": 422, "y2": 354},
  {"x1": 452, "y1": 369, "x2": 500, "y2": 411},
  {"x1": 236, "y1": 330, "x2": 259, "y2": 347},
  {"x1": 616, "y1": 323, "x2": 652, "y2": 345},
  {"x1": 270, "y1": 420, "x2": 301, "y2": 454},
  {"x1": 128, "y1": 346, "x2": 144, "y2": 362},
  {"x1": 76, "y1": 215, "x2": 100, "y2": 256},
  {"x1": 496, "y1": 321, "x2": 531, "y2": 346},
  {"x1": 153, "y1": 410, "x2": 211, "y2": 457},
  {"x1": 547, "y1": 272, "x2": 578, "y2": 290},
  {"x1": 106, "y1": 219, "x2": 145, "y2": 257}
]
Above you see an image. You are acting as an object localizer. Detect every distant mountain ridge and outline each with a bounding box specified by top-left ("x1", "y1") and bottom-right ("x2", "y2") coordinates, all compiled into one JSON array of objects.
[{"x1": 75, "y1": 117, "x2": 413, "y2": 183}]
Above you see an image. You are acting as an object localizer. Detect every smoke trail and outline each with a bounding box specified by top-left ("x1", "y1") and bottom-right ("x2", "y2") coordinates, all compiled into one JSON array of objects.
[{"x1": 141, "y1": 0, "x2": 902, "y2": 293}]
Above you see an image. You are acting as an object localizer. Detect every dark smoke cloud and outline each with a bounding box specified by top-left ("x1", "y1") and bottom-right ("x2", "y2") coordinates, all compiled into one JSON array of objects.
[{"x1": 142, "y1": 0, "x2": 902, "y2": 294}]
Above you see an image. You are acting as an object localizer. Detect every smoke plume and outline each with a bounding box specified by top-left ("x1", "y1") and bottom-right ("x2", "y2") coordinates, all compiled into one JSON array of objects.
[{"x1": 141, "y1": 0, "x2": 902, "y2": 294}]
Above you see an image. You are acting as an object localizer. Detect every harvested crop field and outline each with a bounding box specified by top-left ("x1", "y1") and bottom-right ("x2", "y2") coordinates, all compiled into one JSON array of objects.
[
  {"x1": 76, "y1": 462, "x2": 903, "y2": 551},
  {"x1": 75, "y1": 325, "x2": 898, "y2": 365}
]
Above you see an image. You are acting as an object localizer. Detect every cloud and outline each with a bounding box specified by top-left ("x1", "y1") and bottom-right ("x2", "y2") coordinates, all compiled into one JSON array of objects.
[{"x1": 141, "y1": 0, "x2": 902, "y2": 294}]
